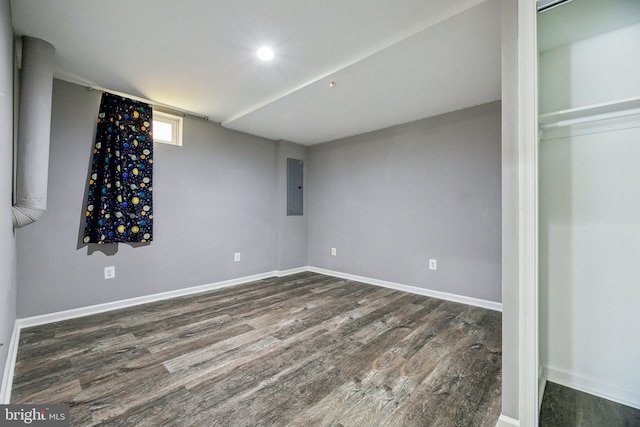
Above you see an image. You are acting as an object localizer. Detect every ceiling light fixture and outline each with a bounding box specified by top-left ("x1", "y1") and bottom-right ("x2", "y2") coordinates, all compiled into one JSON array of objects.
[{"x1": 256, "y1": 46, "x2": 274, "y2": 61}]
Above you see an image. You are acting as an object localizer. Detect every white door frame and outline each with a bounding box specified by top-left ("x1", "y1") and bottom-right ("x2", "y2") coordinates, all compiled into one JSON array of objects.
[{"x1": 518, "y1": 0, "x2": 539, "y2": 426}]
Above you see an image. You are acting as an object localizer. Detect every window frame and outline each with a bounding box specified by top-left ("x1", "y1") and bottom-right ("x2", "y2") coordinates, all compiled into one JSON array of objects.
[{"x1": 153, "y1": 110, "x2": 183, "y2": 146}]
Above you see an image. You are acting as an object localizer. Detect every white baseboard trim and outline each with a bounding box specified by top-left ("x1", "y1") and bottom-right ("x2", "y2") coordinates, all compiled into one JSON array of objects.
[
  {"x1": 495, "y1": 414, "x2": 519, "y2": 427},
  {"x1": 545, "y1": 365, "x2": 640, "y2": 410},
  {"x1": 0, "y1": 269, "x2": 308, "y2": 403},
  {"x1": 17, "y1": 271, "x2": 289, "y2": 329},
  {"x1": 0, "y1": 321, "x2": 21, "y2": 404},
  {"x1": 308, "y1": 267, "x2": 502, "y2": 312},
  {"x1": 13, "y1": 266, "x2": 503, "y2": 330},
  {"x1": 2, "y1": 266, "x2": 503, "y2": 403},
  {"x1": 274, "y1": 266, "x2": 310, "y2": 277}
]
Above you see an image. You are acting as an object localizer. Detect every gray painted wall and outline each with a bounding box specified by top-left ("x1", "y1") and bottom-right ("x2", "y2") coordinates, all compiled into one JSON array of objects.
[
  {"x1": 16, "y1": 83, "x2": 502, "y2": 316},
  {"x1": 16, "y1": 80, "x2": 282, "y2": 317},
  {"x1": 0, "y1": 0, "x2": 17, "y2": 382},
  {"x1": 276, "y1": 140, "x2": 308, "y2": 271},
  {"x1": 500, "y1": 0, "x2": 519, "y2": 419},
  {"x1": 307, "y1": 101, "x2": 502, "y2": 302}
]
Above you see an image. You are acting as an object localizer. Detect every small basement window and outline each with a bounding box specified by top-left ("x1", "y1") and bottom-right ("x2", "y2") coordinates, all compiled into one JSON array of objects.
[{"x1": 153, "y1": 110, "x2": 183, "y2": 146}]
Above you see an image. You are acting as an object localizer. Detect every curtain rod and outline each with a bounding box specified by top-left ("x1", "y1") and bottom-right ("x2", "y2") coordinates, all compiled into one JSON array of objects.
[{"x1": 85, "y1": 86, "x2": 209, "y2": 121}]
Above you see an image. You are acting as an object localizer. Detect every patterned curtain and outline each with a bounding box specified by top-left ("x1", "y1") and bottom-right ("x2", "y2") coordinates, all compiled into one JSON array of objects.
[{"x1": 83, "y1": 92, "x2": 153, "y2": 244}]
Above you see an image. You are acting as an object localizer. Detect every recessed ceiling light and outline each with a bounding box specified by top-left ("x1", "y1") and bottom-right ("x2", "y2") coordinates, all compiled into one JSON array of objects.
[{"x1": 256, "y1": 46, "x2": 274, "y2": 61}]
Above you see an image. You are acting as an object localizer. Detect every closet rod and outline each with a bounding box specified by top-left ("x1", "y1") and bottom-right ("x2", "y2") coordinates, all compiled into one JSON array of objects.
[
  {"x1": 540, "y1": 107, "x2": 640, "y2": 130},
  {"x1": 537, "y1": 0, "x2": 573, "y2": 13}
]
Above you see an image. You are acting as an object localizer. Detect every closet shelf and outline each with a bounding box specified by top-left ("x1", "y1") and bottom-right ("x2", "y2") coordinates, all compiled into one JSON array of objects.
[{"x1": 539, "y1": 97, "x2": 640, "y2": 130}]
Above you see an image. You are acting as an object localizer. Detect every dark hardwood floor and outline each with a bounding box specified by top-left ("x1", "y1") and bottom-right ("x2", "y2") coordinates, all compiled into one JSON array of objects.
[
  {"x1": 540, "y1": 381, "x2": 640, "y2": 427},
  {"x1": 11, "y1": 272, "x2": 502, "y2": 426}
]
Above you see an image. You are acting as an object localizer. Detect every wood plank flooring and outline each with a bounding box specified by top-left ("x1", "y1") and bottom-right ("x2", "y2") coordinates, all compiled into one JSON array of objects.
[
  {"x1": 11, "y1": 272, "x2": 502, "y2": 426},
  {"x1": 540, "y1": 381, "x2": 640, "y2": 427}
]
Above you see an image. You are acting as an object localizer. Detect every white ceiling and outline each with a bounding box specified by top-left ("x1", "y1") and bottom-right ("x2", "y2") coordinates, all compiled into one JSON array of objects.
[{"x1": 10, "y1": 0, "x2": 501, "y2": 145}]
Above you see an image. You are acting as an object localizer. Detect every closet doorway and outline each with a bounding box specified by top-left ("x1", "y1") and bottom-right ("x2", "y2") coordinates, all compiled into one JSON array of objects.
[{"x1": 538, "y1": 0, "x2": 640, "y2": 423}]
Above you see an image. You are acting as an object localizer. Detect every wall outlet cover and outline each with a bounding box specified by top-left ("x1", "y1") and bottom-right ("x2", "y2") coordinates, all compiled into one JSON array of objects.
[
  {"x1": 331, "y1": 248, "x2": 337, "y2": 256},
  {"x1": 104, "y1": 266, "x2": 116, "y2": 279},
  {"x1": 429, "y1": 259, "x2": 437, "y2": 270},
  {"x1": 234, "y1": 252, "x2": 241, "y2": 262}
]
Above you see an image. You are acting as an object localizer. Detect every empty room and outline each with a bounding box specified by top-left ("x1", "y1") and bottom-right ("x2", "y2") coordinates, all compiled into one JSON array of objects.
[{"x1": 1, "y1": 1, "x2": 638, "y2": 426}]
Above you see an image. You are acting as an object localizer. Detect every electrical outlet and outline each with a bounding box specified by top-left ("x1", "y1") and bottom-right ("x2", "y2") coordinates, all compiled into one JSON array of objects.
[
  {"x1": 331, "y1": 248, "x2": 337, "y2": 256},
  {"x1": 234, "y1": 252, "x2": 241, "y2": 262},
  {"x1": 104, "y1": 266, "x2": 115, "y2": 279},
  {"x1": 429, "y1": 259, "x2": 437, "y2": 270}
]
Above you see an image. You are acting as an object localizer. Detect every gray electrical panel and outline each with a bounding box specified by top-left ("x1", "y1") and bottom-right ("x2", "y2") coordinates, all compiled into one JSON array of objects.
[{"x1": 287, "y1": 158, "x2": 303, "y2": 216}]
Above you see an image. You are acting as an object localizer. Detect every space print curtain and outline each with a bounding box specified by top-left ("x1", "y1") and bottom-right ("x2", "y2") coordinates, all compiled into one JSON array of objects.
[{"x1": 83, "y1": 92, "x2": 153, "y2": 244}]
